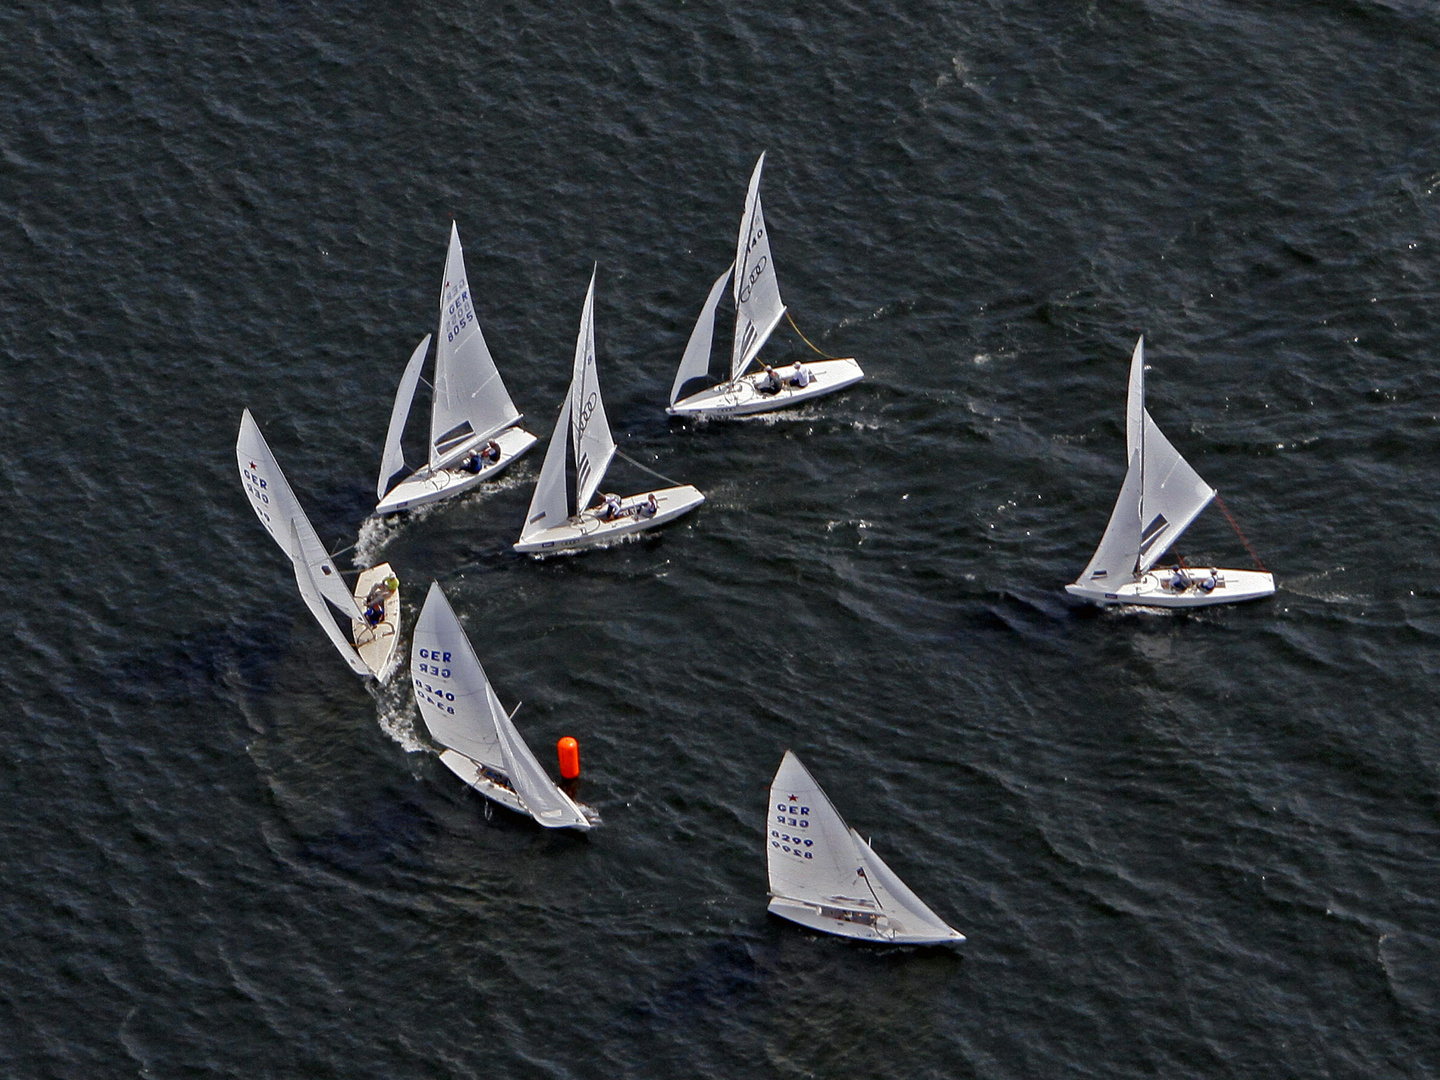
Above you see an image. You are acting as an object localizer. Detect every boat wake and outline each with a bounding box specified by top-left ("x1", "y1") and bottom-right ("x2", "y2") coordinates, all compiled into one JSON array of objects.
[{"x1": 366, "y1": 660, "x2": 427, "y2": 753}]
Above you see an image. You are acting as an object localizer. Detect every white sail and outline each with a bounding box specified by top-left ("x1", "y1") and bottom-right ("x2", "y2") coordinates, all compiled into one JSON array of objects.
[
  {"x1": 236, "y1": 409, "x2": 356, "y2": 616},
  {"x1": 492, "y1": 698, "x2": 589, "y2": 829},
  {"x1": 670, "y1": 263, "x2": 734, "y2": 405},
  {"x1": 852, "y1": 830, "x2": 962, "y2": 938},
  {"x1": 519, "y1": 388, "x2": 574, "y2": 543},
  {"x1": 569, "y1": 269, "x2": 615, "y2": 513},
  {"x1": 1076, "y1": 450, "x2": 1144, "y2": 585},
  {"x1": 767, "y1": 751, "x2": 883, "y2": 912},
  {"x1": 377, "y1": 334, "x2": 431, "y2": 500},
  {"x1": 730, "y1": 153, "x2": 787, "y2": 380},
  {"x1": 411, "y1": 582, "x2": 505, "y2": 770},
  {"x1": 1135, "y1": 411, "x2": 1215, "y2": 573},
  {"x1": 1126, "y1": 337, "x2": 1145, "y2": 461},
  {"x1": 429, "y1": 222, "x2": 522, "y2": 470},
  {"x1": 767, "y1": 751, "x2": 963, "y2": 943},
  {"x1": 1076, "y1": 339, "x2": 1217, "y2": 582},
  {"x1": 291, "y1": 537, "x2": 369, "y2": 676}
]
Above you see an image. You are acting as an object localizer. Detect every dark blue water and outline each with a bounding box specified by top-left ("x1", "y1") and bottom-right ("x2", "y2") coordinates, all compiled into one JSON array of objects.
[{"x1": 3, "y1": 2, "x2": 1438, "y2": 1076}]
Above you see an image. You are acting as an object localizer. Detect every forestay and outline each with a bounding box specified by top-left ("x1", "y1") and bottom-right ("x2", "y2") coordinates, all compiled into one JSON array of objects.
[
  {"x1": 377, "y1": 335, "x2": 431, "y2": 500},
  {"x1": 669, "y1": 263, "x2": 734, "y2": 405},
  {"x1": 569, "y1": 269, "x2": 615, "y2": 513},
  {"x1": 236, "y1": 409, "x2": 357, "y2": 617},
  {"x1": 730, "y1": 153, "x2": 787, "y2": 380},
  {"x1": 411, "y1": 582, "x2": 505, "y2": 770},
  {"x1": 429, "y1": 222, "x2": 521, "y2": 471}
]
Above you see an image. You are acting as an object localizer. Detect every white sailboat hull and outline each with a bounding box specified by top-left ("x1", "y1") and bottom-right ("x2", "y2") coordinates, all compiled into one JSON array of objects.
[
  {"x1": 767, "y1": 896, "x2": 966, "y2": 946},
  {"x1": 1065, "y1": 567, "x2": 1275, "y2": 608},
  {"x1": 350, "y1": 562, "x2": 400, "y2": 681},
  {"x1": 375, "y1": 425, "x2": 537, "y2": 515},
  {"x1": 513, "y1": 485, "x2": 705, "y2": 555},
  {"x1": 438, "y1": 750, "x2": 594, "y2": 831},
  {"x1": 667, "y1": 358, "x2": 864, "y2": 418}
]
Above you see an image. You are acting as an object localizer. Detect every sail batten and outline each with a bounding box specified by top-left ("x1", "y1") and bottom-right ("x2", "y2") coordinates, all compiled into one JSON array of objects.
[
  {"x1": 730, "y1": 153, "x2": 786, "y2": 380},
  {"x1": 429, "y1": 223, "x2": 521, "y2": 471}
]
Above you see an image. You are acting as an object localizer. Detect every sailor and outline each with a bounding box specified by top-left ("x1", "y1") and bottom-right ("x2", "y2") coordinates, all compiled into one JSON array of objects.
[
  {"x1": 760, "y1": 364, "x2": 782, "y2": 394},
  {"x1": 479, "y1": 439, "x2": 501, "y2": 465},
  {"x1": 600, "y1": 492, "x2": 623, "y2": 520},
  {"x1": 790, "y1": 362, "x2": 812, "y2": 388},
  {"x1": 363, "y1": 574, "x2": 397, "y2": 626},
  {"x1": 1199, "y1": 569, "x2": 1218, "y2": 594},
  {"x1": 1169, "y1": 565, "x2": 1189, "y2": 591},
  {"x1": 638, "y1": 493, "x2": 659, "y2": 519}
]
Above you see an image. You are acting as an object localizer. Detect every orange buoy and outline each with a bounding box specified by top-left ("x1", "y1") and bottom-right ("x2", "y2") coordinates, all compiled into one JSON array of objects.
[{"x1": 557, "y1": 736, "x2": 580, "y2": 780}]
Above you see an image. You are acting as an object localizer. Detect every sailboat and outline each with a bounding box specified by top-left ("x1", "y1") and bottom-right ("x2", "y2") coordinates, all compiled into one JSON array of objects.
[
  {"x1": 1065, "y1": 337, "x2": 1276, "y2": 608},
  {"x1": 411, "y1": 582, "x2": 596, "y2": 830},
  {"x1": 767, "y1": 751, "x2": 965, "y2": 945},
  {"x1": 236, "y1": 409, "x2": 401, "y2": 680},
  {"x1": 514, "y1": 267, "x2": 705, "y2": 555},
  {"x1": 666, "y1": 153, "x2": 865, "y2": 418},
  {"x1": 374, "y1": 222, "x2": 538, "y2": 514}
]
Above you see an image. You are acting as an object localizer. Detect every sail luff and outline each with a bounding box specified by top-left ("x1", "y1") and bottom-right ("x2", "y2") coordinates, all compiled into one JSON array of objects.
[
  {"x1": 570, "y1": 268, "x2": 616, "y2": 514},
  {"x1": 291, "y1": 518, "x2": 364, "y2": 620},
  {"x1": 670, "y1": 263, "x2": 734, "y2": 405},
  {"x1": 429, "y1": 222, "x2": 522, "y2": 471},
  {"x1": 377, "y1": 335, "x2": 431, "y2": 499},
  {"x1": 730, "y1": 153, "x2": 786, "y2": 380}
]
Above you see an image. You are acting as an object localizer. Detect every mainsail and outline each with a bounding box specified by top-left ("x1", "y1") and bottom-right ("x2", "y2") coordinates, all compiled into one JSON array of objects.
[
  {"x1": 377, "y1": 335, "x2": 431, "y2": 500},
  {"x1": 730, "y1": 153, "x2": 787, "y2": 380},
  {"x1": 570, "y1": 268, "x2": 616, "y2": 514},
  {"x1": 767, "y1": 750, "x2": 875, "y2": 912},
  {"x1": 1076, "y1": 338, "x2": 1216, "y2": 582},
  {"x1": 669, "y1": 263, "x2": 735, "y2": 405},
  {"x1": 412, "y1": 582, "x2": 588, "y2": 829},
  {"x1": 429, "y1": 222, "x2": 521, "y2": 470},
  {"x1": 411, "y1": 582, "x2": 506, "y2": 770},
  {"x1": 236, "y1": 409, "x2": 358, "y2": 617}
]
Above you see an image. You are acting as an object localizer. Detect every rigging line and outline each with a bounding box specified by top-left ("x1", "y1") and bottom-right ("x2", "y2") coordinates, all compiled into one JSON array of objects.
[
  {"x1": 330, "y1": 540, "x2": 357, "y2": 559},
  {"x1": 614, "y1": 447, "x2": 683, "y2": 488},
  {"x1": 1214, "y1": 493, "x2": 1269, "y2": 573},
  {"x1": 785, "y1": 310, "x2": 836, "y2": 359},
  {"x1": 418, "y1": 375, "x2": 434, "y2": 391}
]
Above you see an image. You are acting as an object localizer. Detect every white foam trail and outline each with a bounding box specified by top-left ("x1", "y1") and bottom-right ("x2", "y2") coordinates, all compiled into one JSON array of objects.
[{"x1": 366, "y1": 663, "x2": 428, "y2": 753}]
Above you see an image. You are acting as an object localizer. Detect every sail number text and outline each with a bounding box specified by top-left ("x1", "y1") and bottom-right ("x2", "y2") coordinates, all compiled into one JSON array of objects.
[
  {"x1": 772, "y1": 800, "x2": 814, "y2": 859},
  {"x1": 414, "y1": 647, "x2": 456, "y2": 713}
]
